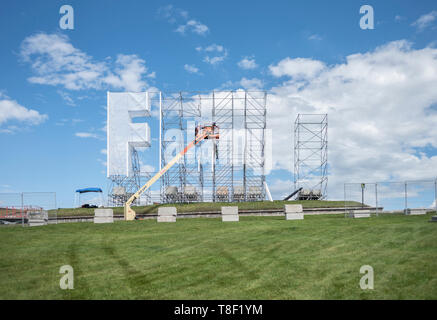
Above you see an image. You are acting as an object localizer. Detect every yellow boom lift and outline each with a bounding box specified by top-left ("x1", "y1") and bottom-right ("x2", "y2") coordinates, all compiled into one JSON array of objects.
[{"x1": 124, "y1": 123, "x2": 219, "y2": 220}]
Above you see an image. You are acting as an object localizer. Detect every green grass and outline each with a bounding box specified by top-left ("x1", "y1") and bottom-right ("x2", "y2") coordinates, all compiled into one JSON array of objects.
[
  {"x1": 54, "y1": 200, "x2": 361, "y2": 217},
  {"x1": 0, "y1": 213, "x2": 436, "y2": 299}
]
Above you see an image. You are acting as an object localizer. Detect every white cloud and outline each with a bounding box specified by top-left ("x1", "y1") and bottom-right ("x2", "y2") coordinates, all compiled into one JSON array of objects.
[
  {"x1": 267, "y1": 40, "x2": 437, "y2": 198},
  {"x1": 97, "y1": 158, "x2": 107, "y2": 168},
  {"x1": 308, "y1": 34, "x2": 322, "y2": 41},
  {"x1": 158, "y1": 5, "x2": 208, "y2": 37},
  {"x1": 204, "y1": 55, "x2": 227, "y2": 65},
  {"x1": 140, "y1": 164, "x2": 156, "y2": 174},
  {"x1": 0, "y1": 126, "x2": 20, "y2": 134},
  {"x1": 176, "y1": 19, "x2": 209, "y2": 35},
  {"x1": 21, "y1": 33, "x2": 105, "y2": 90},
  {"x1": 75, "y1": 132, "x2": 100, "y2": 139},
  {"x1": 267, "y1": 178, "x2": 293, "y2": 200},
  {"x1": 157, "y1": 5, "x2": 177, "y2": 23},
  {"x1": 147, "y1": 71, "x2": 156, "y2": 79},
  {"x1": 411, "y1": 10, "x2": 437, "y2": 31},
  {"x1": 269, "y1": 57, "x2": 325, "y2": 79},
  {"x1": 57, "y1": 90, "x2": 76, "y2": 106},
  {"x1": 103, "y1": 54, "x2": 148, "y2": 91},
  {"x1": 184, "y1": 64, "x2": 200, "y2": 74},
  {"x1": 55, "y1": 118, "x2": 83, "y2": 126},
  {"x1": 240, "y1": 77, "x2": 263, "y2": 90},
  {"x1": 20, "y1": 33, "x2": 153, "y2": 92},
  {"x1": 0, "y1": 93, "x2": 47, "y2": 128},
  {"x1": 203, "y1": 44, "x2": 224, "y2": 52},
  {"x1": 197, "y1": 44, "x2": 228, "y2": 65},
  {"x1": 238, "y1": 56, "x2": 258, "y2": 70},
  {"x1": 158, "y1": 5, "x2": 190, "y2": 24}
]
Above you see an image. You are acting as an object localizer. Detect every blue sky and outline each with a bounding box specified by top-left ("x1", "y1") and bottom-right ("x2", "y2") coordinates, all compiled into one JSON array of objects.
[{"x1": 0, "y1": 0, "x2": 436, "y2": 209}]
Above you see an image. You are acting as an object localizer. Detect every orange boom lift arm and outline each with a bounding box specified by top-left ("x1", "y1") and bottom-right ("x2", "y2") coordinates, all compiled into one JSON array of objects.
[{"x1": 124, "y1": 123, "x2": 219, "y2": 221}]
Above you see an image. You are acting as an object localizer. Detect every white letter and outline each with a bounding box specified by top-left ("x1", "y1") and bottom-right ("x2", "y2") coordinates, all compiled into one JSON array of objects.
[
  {"x1": 107, "y1": 92, "x2": 151, "y2": 177},
  {"x1": 59, "y1": 265, "x2": 74, "y2": 289},
  {"x1": 360, "y1": 265, "x2": 374, "y2": 289},
  {"x1": 359, "y1": 5, "x2": 374, "y2": 30}
]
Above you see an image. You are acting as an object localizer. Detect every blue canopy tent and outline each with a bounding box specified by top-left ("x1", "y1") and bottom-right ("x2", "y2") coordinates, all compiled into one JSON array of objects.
[
  {"x1": 75, "y1": 188, "x2": 104, "y2": 208},
  {"x1": 76, "y1": 188, "x2": 103, "y2": 193}
]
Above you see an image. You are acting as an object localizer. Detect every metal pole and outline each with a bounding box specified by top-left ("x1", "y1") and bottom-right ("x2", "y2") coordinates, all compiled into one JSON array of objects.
[
  {"x1": 231, "y1": 92, "x2": 234, "y2": 202},
  {"x1": 212, "y1": 91, "x2": 216, "y2": 202},
  {"x1": 159, "y1": 91, "x2": 162, "y2": 172},
  {"x1": 405, "y1": 181, "x2": 408, "y2": 212},
  {"x1": 430, "y1": 178, "x2": 437, "y2": 213},
  {"x1": 159, "y1": 91, "x2": 162, "y2": 203},
  {"x1": 375, "y1": 183, "x2": 378, "y2": 216},
  {"x1": 344, "y1": 183, "x2": 346, "y2": 218},
  {"x1": 55, "y1": 192, "x2": 58, "y2": 224},
  {"x1": 325, "y1": 114, "x2": 328, "y2": 200},
  {"x1": 243, "y1": 91, "x2": 247, "y2": 201},
  {"x1": 21, "y1": 192, "x2": 24, "y2": 227}
]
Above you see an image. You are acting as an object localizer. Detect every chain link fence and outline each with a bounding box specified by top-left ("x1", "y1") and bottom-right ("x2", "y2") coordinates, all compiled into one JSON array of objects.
[
  {"x1": 345, "y1": 179, "x2": 437, "y2": 215},
  {"x1": 0, "y1": 192, "x2": 57, "y2": 227},
  {"x1": 344, "y1": 183, "x2": 379, "y2": 216}
]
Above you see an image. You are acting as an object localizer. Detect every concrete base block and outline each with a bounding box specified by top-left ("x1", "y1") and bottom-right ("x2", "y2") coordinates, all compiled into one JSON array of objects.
[
  {"x1": 157, "y1": 207, "x2": 177, "y2": 222},
  {"x1": 29, "y1": 220, "x2": 47, "y2": 227},
  {"x1": 284, "y1": 204, "x2": 304, "y2": 220},
  {"x1": 285, "y1": 213, "x2": 304, "y2": 220},
  {"x1": 353, "y1": 213, "x2": 371, "y2": 218},
  {"x1": 94, "y1": 208, "x2": 113, "y2": 224},
  {"x1": 404, "y1": 208, "x2": 427, "y2": 215},
  {"x1": 222, "y1": 215, "x2": 239, "y2": 222},
  {"x1": 157, "y1": 216, "x2": 176, "y2": 223},
  {"x1": 94, "y1": 217, "x2": 114, "y2": 223},
  {"x1": 221, "y1": 206, "x2": 239, "y2": 222},
  {"x1": 221, "y1": 206, "x2": 238, "y2": 215},
  {"x1": 285, "y1": 204, "x2": 303, "y2": 214},
  {"x1": 430, "y1": 216, "x2": 437, "y2": 222},
  {"x1": 94, "y1": 209, "x2": 114, "y2": 217},
  {"x1": 354, "y1": 209, "x2": 371, "y2": 213},
  {"x1": 158, "y1": 207, "x2": 177, "y2": 216},
  {"x1": 348, "y1": 209, "x2": 371, "y2": 218}
]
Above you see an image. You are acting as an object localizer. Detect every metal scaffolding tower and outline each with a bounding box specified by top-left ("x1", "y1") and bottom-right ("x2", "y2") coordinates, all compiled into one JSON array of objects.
[
  {"x1": 294, "y1": 114, "x2": 328, "y2": 200},
  {"x1": 108, "y1": 149, "x2": 151, "y2": 206},
  {"x1": 159, "y1": 91, "x2": 267, "y2": 203}
]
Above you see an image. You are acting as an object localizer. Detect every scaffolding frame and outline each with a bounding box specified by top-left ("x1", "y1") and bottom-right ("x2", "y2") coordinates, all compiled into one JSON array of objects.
[
  {"x1": 294, "y1": 114, "x2": 328, "y2": 199},
  {"x1": 108, "y1": 149, "x2": 152, "y2": 206},
  {"x1": 158, "y1": 91, "x2": 267, "y2": 203}
]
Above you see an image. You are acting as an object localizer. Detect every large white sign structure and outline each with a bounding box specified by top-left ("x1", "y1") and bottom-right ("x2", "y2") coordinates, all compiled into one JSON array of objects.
[{"x1": 107, "y1": 92, "x2": 151, "y2": 177}]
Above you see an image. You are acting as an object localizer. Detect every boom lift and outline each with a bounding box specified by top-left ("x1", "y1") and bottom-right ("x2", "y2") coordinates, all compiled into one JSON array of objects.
[{"x1": 124, "y1": 123, "x2": 219, "y2": 220}]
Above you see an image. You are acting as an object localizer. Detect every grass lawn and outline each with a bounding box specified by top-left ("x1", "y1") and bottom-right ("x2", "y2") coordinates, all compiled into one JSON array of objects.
[
  {"x1": 54, "y1": 200, "x2": 361, "y2": 217},
  {"x1": 0, "y1": 213, "x2": 436, "y2": 299}
]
